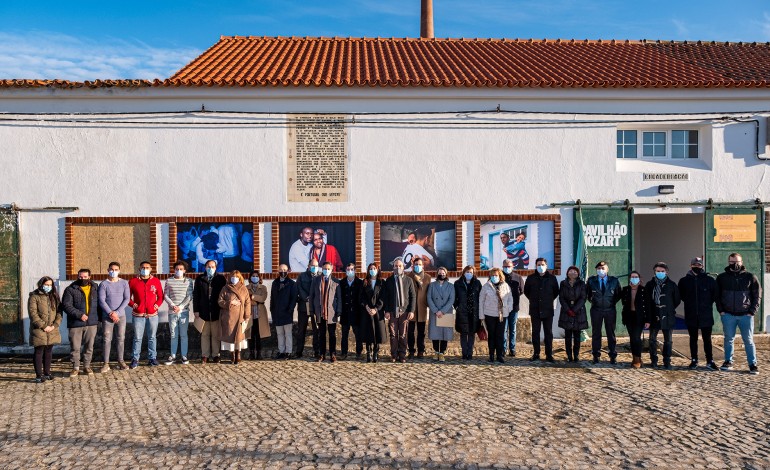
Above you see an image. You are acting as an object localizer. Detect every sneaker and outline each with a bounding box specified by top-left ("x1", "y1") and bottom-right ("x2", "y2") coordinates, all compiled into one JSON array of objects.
[
  {"x1": 69, "y1": 369, "x2": 79, "y2": 377},
  {"x1": 84, "y1": 367, "x2": 94, "y2": 376},
  {"x1": 706, "y1": 361, "x2": 719, "y2": 371},
  {"x1": 129, "y1": 359, "x2": 139, "y2": 370},
  {"x1": 181, "y1": 356, "x2": 189, "y2": 365},
  {"x1": 688, "y1": 360, "x2": 698, "y2": 370},
  {"x1": 720, "y1": 361, "x2": 734, "y2": 371},
  {"x1": 164, "y1": 355, "x2": 175, "y2": 366},
  {"x1": 148, "y1": 359, "x2": 159, "y2": 367},
  {"x1": 749, "y1": 365, "x2": 759, "y2": 375},
  {"x1": 100, "y1": 364, "x2": 111, "y2": 373},
  {"x1": 44, "y1": 374, "x2": 54, "y2": 381}
]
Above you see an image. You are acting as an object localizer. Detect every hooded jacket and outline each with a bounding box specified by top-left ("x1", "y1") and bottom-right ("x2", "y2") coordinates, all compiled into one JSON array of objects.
[{"x1": 715, "y1": 265, "x2": 762, "y2": 316}]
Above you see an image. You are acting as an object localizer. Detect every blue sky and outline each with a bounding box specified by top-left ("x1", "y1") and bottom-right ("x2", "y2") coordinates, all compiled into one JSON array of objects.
[{"x1": 2, "y1": 0, "x2": 770, "y2": 80}]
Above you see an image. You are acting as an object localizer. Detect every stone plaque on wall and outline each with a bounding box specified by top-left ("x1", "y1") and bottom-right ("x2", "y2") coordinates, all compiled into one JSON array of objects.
[{"x1": 287, "y1": 114, "x2": 349, "y2": 202}]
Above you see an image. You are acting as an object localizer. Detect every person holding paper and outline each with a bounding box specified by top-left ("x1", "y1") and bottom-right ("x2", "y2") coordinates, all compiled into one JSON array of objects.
[
  {"x1": 479, "y1": 267, "x2": 513, "y2": 363},
  {"x1": 426, "y1": 266, "x2": 455, "y2": 362},
  {"x1": 217, "y1": 270, "x2": 251, "y2": 365}
]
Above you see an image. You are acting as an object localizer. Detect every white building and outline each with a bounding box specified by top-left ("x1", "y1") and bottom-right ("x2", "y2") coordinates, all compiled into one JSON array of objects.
[{"x1": 1, "y1": 36, "x2": 768, "y2": 347}]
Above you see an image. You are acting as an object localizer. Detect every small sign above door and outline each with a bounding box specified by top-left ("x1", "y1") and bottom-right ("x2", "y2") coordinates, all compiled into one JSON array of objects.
[{"x1": 642, "y1": 173, "x2": 690, "y2": 181}]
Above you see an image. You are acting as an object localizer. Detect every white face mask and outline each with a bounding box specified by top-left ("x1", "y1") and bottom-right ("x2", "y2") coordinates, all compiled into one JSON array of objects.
[
  {"x1": 597, "y1": 269, "x2": 607, "y2": 278},
  {"x1": 230, "y1": 277, "x2": 239, "y2": 285},
  {"x1": 250, "y1": 276, "x2": 259, "y2": 284},
  {"x1": 140, "y1": 268, "x2": 150, "y2": 277},
  {"x1": 108, "y1": 270, "x2": 120, "y2": 278},
  {"x1": 536, "y1": 265, "x2": 547, "y2": 274},
  {"x1": 175, "y1": 270, "x2": 185, "y2": 278}
]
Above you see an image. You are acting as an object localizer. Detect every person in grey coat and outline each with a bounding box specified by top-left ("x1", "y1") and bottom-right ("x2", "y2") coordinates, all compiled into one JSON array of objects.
[{"x1": 426, "y1": 267, "x2": 455, "y2": 362}]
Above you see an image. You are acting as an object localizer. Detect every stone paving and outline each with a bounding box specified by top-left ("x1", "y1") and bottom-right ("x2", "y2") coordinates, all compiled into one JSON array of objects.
[{"x1": 0, "y1": 341, "x2": 767, "y2": 469}]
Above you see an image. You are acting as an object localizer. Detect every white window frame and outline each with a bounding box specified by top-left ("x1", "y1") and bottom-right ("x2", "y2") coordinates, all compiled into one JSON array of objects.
[{"x1": 616, "y1": 127, "x2": 701, "y2": 160}]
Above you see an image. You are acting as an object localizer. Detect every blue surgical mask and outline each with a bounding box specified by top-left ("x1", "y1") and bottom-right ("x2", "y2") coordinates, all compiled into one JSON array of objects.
[
  {"x1": 346, "y1": 270, "x2": 355, "y2": 278},
  {"x1": 597, "y1": 269, "x2": 607, "y2": 278},
  {"x1": 413, "y1": 265, "x2": 423, "y2": 274},
  {"x1": 322, "y1": 268, "x2": 331, "y2": 277},
  {"x1": 42, "y1": 285, "x2": 52, "y2": 294},
  {"x1": 490, "y1": 275, "x2": 499, "y2": 284},
  {"x1": 464, "y1": 272, "x2": 473, "y2": 281},
  {"x1": 502, "y1": 267, "x2": 513, "y2": 274},
  {"x1": 655, "y1": 272, "x2": 667, "y2": 280},
  {"x1": 630, "y1": 278, "x2": 640, "y2": 286},
  {"x1": 108, "y1": 270, "x2": 119, "y2": 278},
  {"x1": 369, "y1": 269, "x2": 378, "y2": 277},
  {"x1": 206, "y1": 267, "x2": 216, "y2": 276},
  {"x1": 310, "y1": 266, "x2": 319, "y2": 274},
  {"x1": 250, "y1": 276, "x2": 259, "y2": 284},
  {"x1": 140, "y1": 268, "x2": 150, "y2": 277},
  {"x1": 537, "y1": 265, "x2": 547, "y2": 274},
  {"x1": 230, "y1": 277, "x2": 239, "y2": 285}
]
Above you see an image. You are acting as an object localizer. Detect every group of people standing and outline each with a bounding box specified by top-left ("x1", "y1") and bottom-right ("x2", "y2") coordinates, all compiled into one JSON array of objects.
[{"x1": 27, "y1": 252, "x2": 761, "y2": 382}]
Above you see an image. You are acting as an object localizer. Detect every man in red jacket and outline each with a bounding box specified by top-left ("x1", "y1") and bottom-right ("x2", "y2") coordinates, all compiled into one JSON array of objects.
[{"x1": 128, "y1": 261, "x2": 164, "y2": 369}]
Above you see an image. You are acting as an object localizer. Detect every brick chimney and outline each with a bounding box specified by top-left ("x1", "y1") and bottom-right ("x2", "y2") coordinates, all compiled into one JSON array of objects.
[{"x1": 420, "y1": 0, "x2": 434, "y2": 38}]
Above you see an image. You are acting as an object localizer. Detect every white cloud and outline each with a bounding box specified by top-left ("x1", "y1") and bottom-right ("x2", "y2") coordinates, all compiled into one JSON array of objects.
[{"x1": 0, "y1": 31, "x2": 202, "y2": 81}]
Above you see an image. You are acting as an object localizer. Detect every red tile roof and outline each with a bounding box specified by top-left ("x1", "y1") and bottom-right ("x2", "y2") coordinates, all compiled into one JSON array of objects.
[{"x1": 5, "y1": 36, "x2": 770, "y2": 89}]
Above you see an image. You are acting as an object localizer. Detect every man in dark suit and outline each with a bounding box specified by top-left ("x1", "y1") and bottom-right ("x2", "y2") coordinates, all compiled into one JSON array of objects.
[
  {"x1": 523, "y1": 258, "x2": 560, "y2": 362},
  {"x1": 339, "y1": 263, "x2": 364, "y2": 359},
  {"x1": 586, "y1": 260, "x2": 622, "y2": 365},
  {"x1": 309, "y1": 261, "x2": 342, "y2": 363},
  {"x1": 384, "y1": 259, "x2": 416, "y2": 363}
]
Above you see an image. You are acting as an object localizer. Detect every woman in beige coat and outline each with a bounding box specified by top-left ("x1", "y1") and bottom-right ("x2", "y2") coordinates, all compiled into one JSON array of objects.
[
  {"x1": 28, "y1": 276, "x2": 62, "y2": 383},
  {"x1": 218, "y1": 271, "x2": 251, "y2": 365},
  {"x1": 247, "y1": 270, "x2": 271, "y2": 360}
]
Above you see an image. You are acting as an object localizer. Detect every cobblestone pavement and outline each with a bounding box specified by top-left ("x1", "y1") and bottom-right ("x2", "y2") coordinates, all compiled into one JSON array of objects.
[{"x1": 0, "y1": 343, "x2": 767, "y2": 469}]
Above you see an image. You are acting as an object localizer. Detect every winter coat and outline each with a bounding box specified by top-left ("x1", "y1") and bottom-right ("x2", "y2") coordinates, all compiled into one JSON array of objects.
[
  {"x1": 586, "y1": 275, "x2": 622, "y2": 311},
  {"x1": 248, "y1": 283, "x2": 271, "y2": 339},
  {"x1": 62, "y1": 281, "x2": 99, "y2": 328},
  {"x1": 454, "y1": 277, "x2": 482, "y2": 335},
  {"x1": 218, "y1": 283, "x2": 251, "y2": 344},
  {"x1": 193, "y1": 274, "x2": 227, "y2": 322},
  {"x1": 270, "y1": 277, "x2": 298, "y2": 327},
  {"x1": 427, "y1": 279, "x2": 455, "y2": 341},
  {"x1": 715, "y1": 266, "x2": 762, "y2": 316},
  {"x1": 296, "y1": 270, "x2": 317, "y2": 314},
  {"x1": 128, "y1": 276, "x2": 164, "y2": 317},
  {"x1": 28, "y1": 290, "x2": 62, "y2": 347},
  {"x1": 406, "y1": 271, "x2": 432, "y2": 322},
  {"x1": 644, "y1": 277, "x2": 681, "y2": 330},
  {"x1": 558, "y1": 279, "x2": 588, "y2": 331},
  {"x1": 621, "y1": 285, "x2": 648, "y2": 328},
  {"x1": 383, "y1": 274, "x2": 417, "y2": 317},
  {"x1": 503, "y1": 272, "x2": 522, "y2": 313},
  {"x1": 678, "y1": 272, "x2": 718, "y2": 328},
  {"x1": 309, "y1": 275, "x2": 342, "y2": 324},
  {"x1": 339, "y1": 276, "x2": 364, "y2": 326},
  {"x1": 360, "y1": 279, "x2": 388, "y2": 345},
  {"x1": 479, "y1": 281, "x2": 513, "y2": 319},
  {"x1": 523, "y1": 271, "x2": 560, "y2": 318}
]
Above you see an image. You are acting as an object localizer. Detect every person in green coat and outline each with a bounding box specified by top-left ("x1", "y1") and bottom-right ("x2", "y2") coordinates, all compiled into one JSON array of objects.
[{"x1": 28, "y1": 276, "x2": 62, "y2": 383}]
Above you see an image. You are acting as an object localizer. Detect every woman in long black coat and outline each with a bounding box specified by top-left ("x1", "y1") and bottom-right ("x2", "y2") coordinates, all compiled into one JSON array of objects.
[
  {"x1": 621, "y1": 271, "x2": 648, "y2": 369},
  {"x1": 454, "y1": 265, "x2": 482, "y2": 360},
  {"x1": 360, "y1": 263, "x2": 388, "y2": 363},
  {"x1": 558, "y1": 266, "x2": 588, "y2": 363}
]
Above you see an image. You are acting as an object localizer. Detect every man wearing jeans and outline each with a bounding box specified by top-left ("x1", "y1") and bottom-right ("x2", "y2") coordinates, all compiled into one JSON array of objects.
[
  {"x1": 62, "y1": 268, "x2": 99, "y2": 377},
  {"x1": 128, "y1": 261, "x2": 164, "y2": 369},
  {"x1": 98, "y1": 261, "x2": 130, "y2": 372},
  {"x1": 502, "y1": 259, "x2": 522, "y2": 357},
  {"x1": 164, "y1": 261, "x2": 193, "y2": 365},
  {"x1": 716, "y1": 253, "x2": 761, "y2": 375}
]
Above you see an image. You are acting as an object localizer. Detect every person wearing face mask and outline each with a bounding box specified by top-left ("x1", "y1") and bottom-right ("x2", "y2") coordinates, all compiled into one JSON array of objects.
[
  {"x1": 360, "y1": 263, "x2": 388, "y2": 363},
  {"x1": 163, "y1": 261, "x2": 193, "y2": 366},
  {"x1": 715, "y1": 253, "x2": 761, "y2": 374},
  {"x1": 296, "y1": 259, "x2": 320, "y2": 359},
  {"x1": 454, "y1": 265, "x2": 482, "y2": 360},
  {"x1": 193, "y1": 259, "x2": 227, "y2": 364},
  {"x1": 524, "y1": 258, "x2": 560, "y2": 362},
  {"x1": 384, "y1": 259, "x2": 417, "y2": 363},
  {"x1": 678, "y1": 257, "x2": 719, "y2": 371},
  {"x1": 128, "y1": 261, "x2": 164, "y2": 369},
  {"x1": 218, "y1": 270, "x2": 251, "y2": 365},
  {"x1": 63, "y1": 268, "x2": 99, "y2": 376},
  {"x1": 585, "y1": 261, "x2": 622, "y2": 365},
  {"x1": 406, "y1": 258, "x2": 432, "y2": 359},
  {"x1": 501, "y1": 260, "x2": 523, "y2": 357},
  {"x1": 97, "y1": 261, "x2": 130, "y2": 372},
  {"x1": 247, "y1": 270, "x2": 270, "y2": 360},
  {"x1": 270, "y1": 264, "x2": 297, "y2": 359},
  {"x1": 309, "y1": 261, "x2": 342, "y2": 362},
  {"x1": 479, "y1": 268, "x2": 513, "y2": 363},
  {"x1": 426, "y1": 267, "x2": 454, "y2": 362},
  {"x1": 339, "y1": 263, "x2": 364, "y2": 360},
  {"x1": 621, "y1": 271, "x2": 648, "y2": 368},
  {"x1": 28, "y1": 276, "x2": 62, "y2": 383},
  {"x1": 643, "y1": 262, "x2": 681, "y2": 370},
  {"x1": 558, "y1": 266, "x2": 588, "y2": 363}
]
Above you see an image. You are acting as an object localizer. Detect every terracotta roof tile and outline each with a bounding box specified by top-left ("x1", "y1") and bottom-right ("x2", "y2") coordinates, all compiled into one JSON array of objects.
[{"x1": 5, "y1": 36, "x2": 770, "y2": 89}]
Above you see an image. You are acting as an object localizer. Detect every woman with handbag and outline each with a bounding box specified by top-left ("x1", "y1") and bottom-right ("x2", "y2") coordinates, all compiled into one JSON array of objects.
[
  {"x1": 28, "y1": 276, "x2": 62, "y2": 383},
  {"x1": 360, "y1": 263, "x2": 388, "y2": 363},
  {"x1": 427, "y1": 266, "x2": 455, "y2": 362},
  {"x1": 558, "y1": 266, "x2": 588, "y2": 363},
  {"x1": 479, "y1": 268, "x2": 513, "y2": 363},
  {"x1": 454, "y1": 265, "x2": 482, "y2": 360},
  {"x1": 247, "y1": 270, "x2": 270, "y2": 360},
  {"x1": 218, "y1": 270, "x2": 251, "y2": 365}
]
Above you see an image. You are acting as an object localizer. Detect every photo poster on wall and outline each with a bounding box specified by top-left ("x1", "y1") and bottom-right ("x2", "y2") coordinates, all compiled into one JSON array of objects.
[
  {"x1": 279, "y1": 222, "x2": 357, "y2": 273},
  {"x1": 379, "y1": 221, "x2": 457, "y2": 272},
  {"x1": 479, "y1": 220, "x2": 555, "y2": 270},
  {"x1": 176, "y1": 222, "x2": 254, "y2": 273}
]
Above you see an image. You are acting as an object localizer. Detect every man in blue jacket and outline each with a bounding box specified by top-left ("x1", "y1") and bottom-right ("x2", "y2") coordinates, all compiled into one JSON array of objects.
[
  {"x1": 62, "y1": 268, "x2": 99, "y2": 377},
  {"x1": 586, "y1": 261, "x2": 622, "y2": 365}
]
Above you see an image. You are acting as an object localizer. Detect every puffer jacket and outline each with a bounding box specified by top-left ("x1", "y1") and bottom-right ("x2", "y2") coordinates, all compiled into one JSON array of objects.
[
  {"x1": 28, "y1": 290, "x2": 62, "y2": 346},
  {"x1": 715, "y1": 266, "x2": 762, "y2": 316},
  {"x1": 62, "y1": 281, "x2": 99, "y2": 328},
  {"x1": 558, "y1": 279, "x2": 588, "y2": 331},
  {"x1": 678, "y1": 271, "x2": 718, "y2": 328}
]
